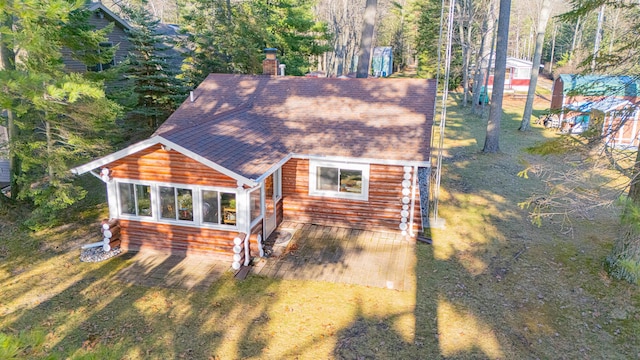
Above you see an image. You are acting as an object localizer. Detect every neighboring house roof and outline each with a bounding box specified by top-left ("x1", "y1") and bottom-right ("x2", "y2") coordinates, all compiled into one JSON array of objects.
[
  {"x1": 557, "y1": 74, "x2": 640, "y2": 97},
  {"x1": 156, "y1": 23, "x2": 181, "y2": 36},
  {"x1": 486, "y1": 56, "x2": 532, "y2": 70},
  {"x1": 86, "y1": 2, "x2": 132, "y2": 31},
  {"x1": 506, "y1": 57, "x2": 533, "y2": 69},
  {"x1": 566, "y1": 98, "x2": 636, "y2": 114},
  {"x1": 73, "y1": 74, "x2": 436, "y2": 182}
]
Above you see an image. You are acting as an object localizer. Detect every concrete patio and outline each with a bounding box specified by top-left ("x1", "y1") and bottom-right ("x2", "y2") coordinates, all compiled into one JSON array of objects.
[
  {"x1": 254, "y1": 221, "x2": 416, "y2": 291},
  {"x1": 113, "y1": 222, "x2": 416, "y2": 291}
]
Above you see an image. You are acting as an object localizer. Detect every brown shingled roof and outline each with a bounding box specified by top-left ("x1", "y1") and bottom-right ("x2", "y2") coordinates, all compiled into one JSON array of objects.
[{"x1": 155, "y1": 74, "x2": 436, "y2": 179}]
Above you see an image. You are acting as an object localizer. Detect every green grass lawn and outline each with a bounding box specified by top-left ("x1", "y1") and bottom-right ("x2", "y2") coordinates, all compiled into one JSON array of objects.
[{"x1": 1, "y1": 92, "x2": 639, "y2": 359}]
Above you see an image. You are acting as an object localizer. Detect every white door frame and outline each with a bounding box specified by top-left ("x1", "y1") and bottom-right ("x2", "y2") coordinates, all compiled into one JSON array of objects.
[{"x1": 263, "y1": 168, "x2": 280, "y2": 238}]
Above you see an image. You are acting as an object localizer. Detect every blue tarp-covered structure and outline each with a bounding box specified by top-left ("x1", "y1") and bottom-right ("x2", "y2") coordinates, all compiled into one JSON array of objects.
[{"x1": 372, "y1": 47, "x2": 393, "y2": 77}]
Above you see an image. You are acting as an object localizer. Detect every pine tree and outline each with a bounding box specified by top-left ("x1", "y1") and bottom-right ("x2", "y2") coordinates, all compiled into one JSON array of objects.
[
  {"x1": 0, "y1": 1, "x2": 119, "y2": 227},
  {"x1": 122, "y1": 6, "x2": 188, "y2": 130},
  {"x1": 181, "y1": 0, "x2": 329, "y2": 84}
]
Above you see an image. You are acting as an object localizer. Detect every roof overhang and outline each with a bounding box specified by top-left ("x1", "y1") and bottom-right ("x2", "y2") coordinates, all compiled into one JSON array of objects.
[
  {"x1": 566, "y1": 99, "x2": 636, "y2": 114},
  {"x1": 252, "y1": 153, "x2": 431, "y2": 183},
  {"x1": 70, "y1": 136, "x2": 258, "y2": 187},
  {"x1": 86, "y1": 3, "x2": 132, "y2": 31}
]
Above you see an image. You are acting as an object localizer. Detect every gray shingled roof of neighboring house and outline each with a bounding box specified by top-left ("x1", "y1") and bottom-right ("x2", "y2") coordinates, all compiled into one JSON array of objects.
[{"x1": 153, "y1": 74, "x2": 437, "y2": 179}]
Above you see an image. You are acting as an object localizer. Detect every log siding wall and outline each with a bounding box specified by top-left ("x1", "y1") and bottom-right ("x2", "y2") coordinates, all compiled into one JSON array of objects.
[
  {"x1": 118, "y1": 219, "x2": 236, "y2": 259},
  {"x1": 107, "y1": 145, "x2": 240, "y2": 258},
  {"x1": 282, "y1": 159, "x2": 421, "y2": 233},
  {"x1": 108, "y1": 144, "x2": 238, "y2": 187}
]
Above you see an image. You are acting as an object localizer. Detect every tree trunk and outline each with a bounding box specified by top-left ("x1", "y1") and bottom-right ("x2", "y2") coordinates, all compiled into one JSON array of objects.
[
  {"x1": 591, "y1": 5, "x2": 605, "y2": 72},
  {"x1": 482, "y1": 17, "x2": 497, "y2": 113},
  {"x1": 356, "y1": 0, "x2": 377, "y2": 78},
  {"x1": 482, "y1": 0, "x2": 511, "y2": 153},
  {"x1": 0, "y1": 2, "x2": 19, "y2": 200},
  {"x1": 519, "y1": 0, "x2": 551, "y2": 131},
  {"x1": 627, "y1": 147, "x2": 640, "y2": 205},
  {"x1": 569, "y1": 15, "x2": 580, "y2": 64},
  {"x1": 472, "y1": 14, "x2": 490, "y2": 114},
  {"x1": 549, "y1": 23, "x2": 556, "y2": 74}
]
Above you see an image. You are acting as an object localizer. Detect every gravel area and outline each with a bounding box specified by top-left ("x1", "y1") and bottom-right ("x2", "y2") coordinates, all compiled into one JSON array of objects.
[{"x1": 80, "y1": 246, "x2": 122, "y2": 262}]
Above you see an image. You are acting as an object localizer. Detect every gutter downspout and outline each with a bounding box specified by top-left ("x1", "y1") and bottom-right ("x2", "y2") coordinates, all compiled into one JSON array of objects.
[{"x1": 244, "y1": 232, "x2": 251, "y2": 266}]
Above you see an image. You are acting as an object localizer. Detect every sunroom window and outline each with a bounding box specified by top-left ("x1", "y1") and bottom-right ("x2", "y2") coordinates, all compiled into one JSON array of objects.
[
  {"x1": 249, "y1": 187, "x2": 262, "y2": 224},
  {"x1": 201, "y1": 190, "x2": 236, "y2": 225},
  {"x1": 118, "y1": 183, "x2": 152, "y2": 217},
  {"x1": 309, "y1": 160, "x2": 369, "y2": 200},
  {"x1": 160, "y1": 186, "x2": 193, "y2": 221},
  {"x1": 115, "y1": 181, "x2": 238, "y2": 228}
]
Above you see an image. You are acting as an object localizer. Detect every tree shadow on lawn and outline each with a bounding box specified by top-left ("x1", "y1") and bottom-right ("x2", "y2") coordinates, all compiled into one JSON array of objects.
[
  {"x1": 411, "y1": 95, "x2": 640, "y2": 358},
  {"x1": 1, "y1": 248, "x2": 286, "y2": 359}
]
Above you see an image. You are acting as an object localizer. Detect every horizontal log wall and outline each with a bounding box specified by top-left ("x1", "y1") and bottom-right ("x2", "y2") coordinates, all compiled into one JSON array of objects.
[
  {"x1": 282, "y1": 159, "x2": 421, "y2": 233},
  {"x1": 249, "y1": 221, "x2": 263, "y2": 256},
  {"x1": 119, "y1": 219, "x2": 236, "y2": 259},
  {"x1": 108, "y1": 144, "x2": 237, "y2": 187},
  {"x1": 276, "y1": 198, "x2": 284, "y2": 226}
]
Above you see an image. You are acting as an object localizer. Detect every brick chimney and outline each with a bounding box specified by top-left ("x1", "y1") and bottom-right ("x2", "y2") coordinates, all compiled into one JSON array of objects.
[{"x1": 262, "y1": 48, "x2": 279, "y2": 76}]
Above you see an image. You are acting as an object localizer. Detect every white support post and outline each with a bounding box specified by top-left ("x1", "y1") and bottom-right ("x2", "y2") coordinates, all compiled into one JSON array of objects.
[{"x1": 106, "y1": 180, "x2": 118, "y2": 219}]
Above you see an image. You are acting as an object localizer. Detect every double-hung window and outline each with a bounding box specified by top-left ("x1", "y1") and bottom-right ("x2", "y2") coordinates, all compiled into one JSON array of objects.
[{"x1": 309, "y1": 160, "x2": 369, "y2": 201}]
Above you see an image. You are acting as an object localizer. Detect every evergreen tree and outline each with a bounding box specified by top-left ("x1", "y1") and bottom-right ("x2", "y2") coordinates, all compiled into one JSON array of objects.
[
  {"x1": 122, "y1": 6, "x2": 188, "y2": 130},
  {"x1": 0, "y1": 0, "x2": 119, "y2": 227},
  {"x1": 181, "y1": 0, "x2": 329, "y2": 85}
]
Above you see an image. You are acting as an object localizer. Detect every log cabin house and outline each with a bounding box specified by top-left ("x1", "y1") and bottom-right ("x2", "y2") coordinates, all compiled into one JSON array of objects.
[{"x1": 71, "y1": 58, "x2": 436, "y2": 268}]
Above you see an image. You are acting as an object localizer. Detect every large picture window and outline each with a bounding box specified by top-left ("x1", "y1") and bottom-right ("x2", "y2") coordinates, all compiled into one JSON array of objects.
[{"x1": 309, "y1": 160, "x2": 369, "y2": 200}]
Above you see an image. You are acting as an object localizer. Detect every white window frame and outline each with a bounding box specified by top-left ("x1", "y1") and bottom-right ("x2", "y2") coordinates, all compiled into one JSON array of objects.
[
  {"x1": 117, "y1": 181, "x2": 153, "y2": 218},
  {"x1": 249, "y1": 186, "x2": 263, "y2": 228},
  {"x1": 113, "y1": 179, "x2": 238, "y2": 230},
  {"x1": 514, "y1": 66, "x2": 529, "y2": 79},
  {"x1": 309, "y1": 160, "x2": 369, "y2": 201},
  {"x1": 273, "y1": 167, "x2": 282, "y2": 201}
]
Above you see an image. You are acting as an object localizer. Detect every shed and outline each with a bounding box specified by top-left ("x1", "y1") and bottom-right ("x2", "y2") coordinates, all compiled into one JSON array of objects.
[
  {"x1": 550, "y1": 74, "x2": 639, "y2": 114},
  {"x1": 564, "y1": 98, "x2": 640, "y2": 149},
  {"x1": 372, "y1": 46, "x2": 393, "y2": 77}
]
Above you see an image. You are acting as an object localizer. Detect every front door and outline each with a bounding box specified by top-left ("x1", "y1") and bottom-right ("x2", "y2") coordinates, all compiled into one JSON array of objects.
[{"x1": 264, "y1": 172, "x2": 277, "y2": 237}]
